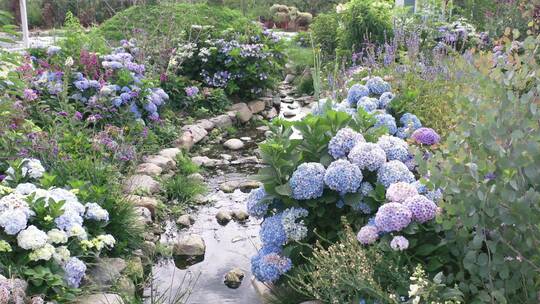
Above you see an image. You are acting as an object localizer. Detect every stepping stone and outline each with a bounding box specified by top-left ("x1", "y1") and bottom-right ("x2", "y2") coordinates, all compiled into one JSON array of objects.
[
  {"x1": 143, "y1": 155, "x2": 176, "y2": 171},
  {"x1": 176, "y1": 214, "x2": 195, "y2": 228},
  {"x1": 159, "y1": 148, "x2": 182, "y2": 159},
  {"x1": 232, "y1": 210, "x2": 249, "y2": 223},
  {"x1": 248, "y1": 100, "x2": 266, "y2": 114},
  {"x1": 224, "y1": 268, "x2": 245, "y2": 289},
  {"x1": 123, "y1": 175, "x2": 160, "y2": 195},
  {"x1": 223, "y1": 139, "x2": 244, "y2": 150},
  {"x1": 216, "y1": 210, "x2": 232, "y2": 225},
  {"x1": 135, "y1": 163, "x2": 162, "y2": 177},
  {"x1": 173, "y1": 234, "x2": 206, "y2": 256}
]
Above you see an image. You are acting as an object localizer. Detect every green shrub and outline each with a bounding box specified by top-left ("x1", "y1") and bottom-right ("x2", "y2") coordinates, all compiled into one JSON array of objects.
[
  {"x1": 310, "y1": 12, "x2": 339, "y2": 58},
  {"x1": 338, "y1": 0, "x2": 393, "y2": 53},
  {"x1": 164, "y1": 175, "x2": 206, "y2": 204},
  {"x1": 287, "y1": 224, "x2": 409, "y2": 303},
  {"x1": 418, "y1": 34, "x2": 540, "y2": 303}
]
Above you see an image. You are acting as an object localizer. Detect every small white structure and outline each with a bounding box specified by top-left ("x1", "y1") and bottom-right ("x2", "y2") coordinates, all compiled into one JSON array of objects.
[
  {"x1": 19, "y1": 0, "x2": 29, "y2": 48},
  {"x1": 395, "y1": 0, "x2": 417, "y2": 13}
]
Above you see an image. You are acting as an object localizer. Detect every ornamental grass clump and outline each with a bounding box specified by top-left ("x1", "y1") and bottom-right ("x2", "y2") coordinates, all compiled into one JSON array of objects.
[{"x1": 250, "y1": 76, "x2": 443, "y2": 284}]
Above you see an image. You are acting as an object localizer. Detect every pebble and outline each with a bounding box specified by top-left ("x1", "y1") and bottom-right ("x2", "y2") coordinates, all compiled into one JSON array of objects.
[{"x1": 216, "y1": 210, "x2": 232, "y2": 225}]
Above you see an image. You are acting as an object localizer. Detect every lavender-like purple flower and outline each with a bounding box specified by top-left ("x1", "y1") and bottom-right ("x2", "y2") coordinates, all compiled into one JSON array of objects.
[
  {"x1": 23, "y1": 89, "x2": 38, "y2": 101},
  {"x1": 185, "y1": 86, "x2": 199, "y2": 97}
]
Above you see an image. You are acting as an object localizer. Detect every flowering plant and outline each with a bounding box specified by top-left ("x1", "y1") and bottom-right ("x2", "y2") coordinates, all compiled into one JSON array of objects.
[
  {"x1": 167, "y1": 26, "x2": 285, "y2": 98},
  {"x1": 0, "y1": 158, "x2": 116, "y2": 300},
  {"x1": 249, "y1": 76, "x2": 445, "y2": 283}
]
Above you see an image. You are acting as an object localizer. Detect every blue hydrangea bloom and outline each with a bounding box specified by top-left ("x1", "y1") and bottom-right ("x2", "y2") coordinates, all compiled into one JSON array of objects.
[
  {"x1": 377, "y1": 160, "x2": 415, "y2": 188},
  {"x1": 324, "y1": 159, "x2": 363, "y2": 194},
  {"x1": 246, "y1": 187, "x2": 268, "y2": 219},
  {"x1": 378, "y1": 92, "x2": 395, "y2": 109},
  {"x1": 413, "y1": 180, "x2": 428, "y2": 194},
  {"x1": 425, "y1": 188, "x2": 443, "y2": 203},
  {"x1": 251, "y1": 248, "x2": 292, "y2": 283},
  {"x1": 332, "y1": 101, "x2": 358, "y2": 116},
  {"x1": 377, "y1": 135, "x2": 409, "y2": 162},
  {"x1": 63, "y1": 257, "x2": 87, "y2": 288},
  {"x1": 400, "y1": 113, "x2": 422, "y2": 130},
  {"x1": 374, "y1": 114, "x2": 397, "y2": 135},
  {"x1": 366, "y1": 77, "x2": 391, "y2": 95},
  {"x1": 357, "y1": 97, "x2": 379, "y2": 113},
  {"x1": 0, "y1": 209, "x2": 28, "y2": 235},
  {"x1": 311, "y1": 99, "x2": 333, "y2": 115},
  {"x1": 396, "y1": 127, "x2": 413, "y2": 139},
  {"x1": 374, "y1": 202, "x2": 412, "y2": 232},
  {"x1": 349, "y1": 142, "x2": 387, "y2": 171},
  {"x1": 352, "y1": 201, "x2": 371, "y2": 214},
  {"x1": 359, "y1": 182, "x2": 374, "y2": 196},
  {"x1": 290, "y1": 163, "x2": 326, "y2": 200},
  {"x1": 347, "y1": 84, "x2": 370, "y2": 105},
  {"x1": 260, "y1": 214, "x2": 286, "y2": 247},
  {"x1": 328, "y1": 128, "x2": 365, "y2": 159},
  {"x1": 55, "y1": 211, "x2": 84, "y2": 231},
  {"x1": 281, "y1": 207, "x2": 309, "y2": 241}
]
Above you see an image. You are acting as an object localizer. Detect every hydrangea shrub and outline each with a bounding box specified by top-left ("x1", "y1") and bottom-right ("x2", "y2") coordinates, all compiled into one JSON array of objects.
[{"x1": 250, "y1": 77, "x2": 443, "y2": 283}]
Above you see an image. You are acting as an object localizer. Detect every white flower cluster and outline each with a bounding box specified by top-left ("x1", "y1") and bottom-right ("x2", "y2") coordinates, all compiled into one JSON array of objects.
[{"x1": 0, "y1": 160, "x2": 116, "y2": 288}]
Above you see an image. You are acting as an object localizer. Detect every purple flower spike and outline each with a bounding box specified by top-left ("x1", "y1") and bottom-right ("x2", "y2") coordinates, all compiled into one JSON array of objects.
[{"x1": 411, "y1": 127, "x2": 440, "y2": 145}]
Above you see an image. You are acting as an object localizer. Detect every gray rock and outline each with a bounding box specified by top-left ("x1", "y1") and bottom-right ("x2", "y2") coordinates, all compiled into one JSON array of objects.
[
  {"x1": 135, "y1": 163, "x2": 163, "y2": 177},
  {"x1": 288, "y1": 103, "x2": 300, "y2": 109},
  {"x1": 193, "y1": 194, "x2": 209, "y2": 205},
  {"x1": 230, "y1": 103, "x2": 253, "y2": 123},
  {"x1": 256, "y1": 125, "x2": 270, "y2": 132},
  {"x1": 283, "y1": 110, "x2": 297, "y2": 118},
  {"x1": 231, "y1": 156, "x2": 259, "y2": 165},
  {"x1": 210, "y1": 114, "x2": 233, "y2": 128},
  {"x1": 159, "y1": 148, "x2": 182, "y2": 159},
  {"x1": 223, "y1": 139, "x2": 244, "y2": 150},
  {"x1": 176, "y1": 214, "x2": 195, "y2": 228},
  {"x1": 232, "y1": 210, "x2": 249, "y2": 223},
  {"x1": 224, "y1": 268, "x2": 244, "y2": 289},
  {"x1": 175, "y1": 131, "x2": 195, "y2": 150},
  {"x1": 173, "y1": 234, "x2": 206, "y2": 256},
  {"x1": 282, "y1": 96, "x2": 295, "y2": 103},
  {"x1": 182, "y1": 124, "x2": 208, "y2": 144},
  {"x1": 135, "y1": 207, "x2": 152, "y2": 224},
  {"x1": 248, "y1": 100, "x2": 266, "y2": 114},
  {"x1": 196, "y1": 119, "x2": 215, "y2": 131},
  {"x1": 75, "y1": 293, "x2": 124, "y2": 304},
  {"x1": 87, "y1": 258, "x2": 127, "y2": 287},
  {"x1": 143, "y1": 155, "x2": 176, "y2": 171},
  {"x1": 240, "y1": 136, "x2": 251, "y2": 141},
  {"x1": 187, "y1": 173, "x2": 204, "y2": 182},
  {"x1": 123, "y1": 175, "x2": 160, "y2": 195},
  {"x1": 264, "y1": 107, "x2": 278, "y2": 119},
  {"x1": 272, "y1": 96, "x2": 282, "y2": 106},
  {"x1": 216, "y1": 210, "x2": 232, "y2": 225},
  {"x1": 284, "y1": 74, "x2": 296, "y2": 84},
  {"x1": 192, "y1": 156, "x2": 229, "y2": 167},
  {"x1": 220, "y1": 154, "x2": 233, "y2": 161},
  {"x1": 141, "y1": 241, "x2": 156, "y2": 257},
  {"x1": 124, "y1": 195, "x2": 158, "y2": 217}
]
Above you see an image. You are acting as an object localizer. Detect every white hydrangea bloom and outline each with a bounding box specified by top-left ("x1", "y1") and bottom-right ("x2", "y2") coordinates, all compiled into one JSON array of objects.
[
  {"x1": 17, "y1": 225, "x2": 48, "y2": 250},
  {"x1": 29, "y1": 243, "x2": 55, "y2": 261},
  {"x1": 53, "y1": 246, "x2": 71, "y2": 263},
  {"x1": 47, "y1": 229, "x2": 68, "y2": 244},
  {"x1": 68, "y1": 224, "x2": 87, "y2": 240},
  {"x1": 14, "y1": 183, "x2": 37, "y2": 195},
  {"x1": 386, "y1": 182, "x2": 419, "y2": 203}
]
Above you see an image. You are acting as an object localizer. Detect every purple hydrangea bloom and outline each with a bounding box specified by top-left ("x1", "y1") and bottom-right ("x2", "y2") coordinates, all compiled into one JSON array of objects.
[
  {"x1": 390, "y1": 236, "x2": 409, "y2": 251},
  {"x1": 349, "y1": 142, "x2": 387, "y2": 171},
  {"x1": 246, "y1": 187, "x2": 268, "y2": 219},
  {"x1": 374, "y1": 202, "x2": 412, "y2": 232},
  {"x1": 23, "y1": 89, "x2": 38, "y2": 101},
  {"x1": 411, "y1": 128, "x2": 441, "y2": 145},
  {"x1": 290, "y1": 163, "x2": 326, "y2": 200},
  {"x1": 347, "y1": 84, "x2": 370, "y2": 106},
  {"x1": 324, "y1": 159, "x2": 363, "y2": 194},
  {"x1": 63, "y1": 257, "x2": 86, "y2": 288},
  {"x1": 328, "y1": 128, "x2": 365, "y2": 159},
  {"x1": 403, "y1": 195, "x2": 437, "y2": 223},
  {"x1": 377, "y1": 160, "x2": 415, "y2": 188},
  {"x1": 185, "y1": 86, "x2": 199, "y2": 97},
  {"x1": 357, "y1": 225, "x2": 379, "y2": 245}
]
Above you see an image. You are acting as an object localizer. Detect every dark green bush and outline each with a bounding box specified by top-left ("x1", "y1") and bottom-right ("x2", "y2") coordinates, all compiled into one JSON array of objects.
[{"x1": 310, "y1": 12, "x2": 339, "y2": 58}]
